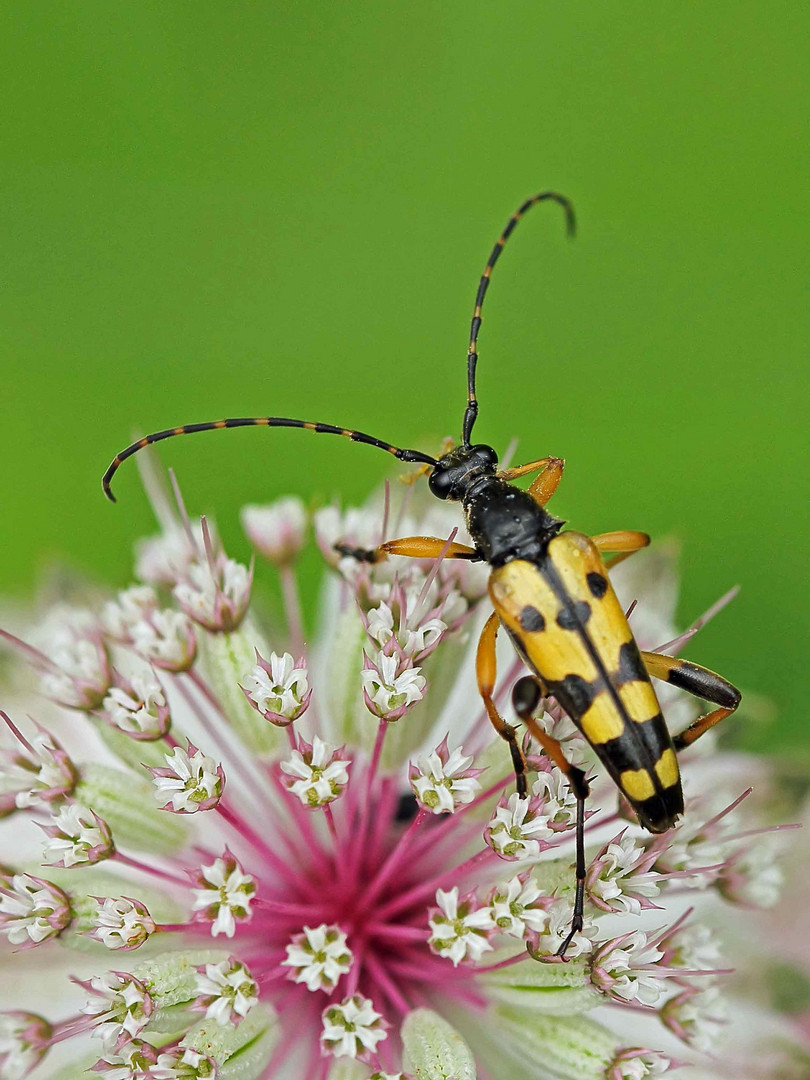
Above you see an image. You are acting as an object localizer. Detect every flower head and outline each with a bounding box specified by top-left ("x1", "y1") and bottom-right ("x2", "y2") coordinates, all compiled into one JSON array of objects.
[{"x1": 0, "y1": 473, "x2": 793, "y2": 1079}]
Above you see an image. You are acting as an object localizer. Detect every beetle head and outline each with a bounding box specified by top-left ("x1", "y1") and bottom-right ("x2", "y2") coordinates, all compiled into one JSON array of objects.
[{"x1": 428, "y1": 443, "x2": 498, "y2": 501}]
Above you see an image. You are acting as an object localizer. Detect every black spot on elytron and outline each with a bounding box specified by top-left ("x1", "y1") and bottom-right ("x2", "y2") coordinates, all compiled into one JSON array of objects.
[
  {"x1": 545, "y1": 672, "x2": 595, "y2": 717},
  {"x1": 586, "y1": 571, "x2": 608, "y2": 598},
  {"x1": 615, "y1": 641, "x2": 649, "y2": 685},
  {"x1": 519, "y1": 605, "x2": 545, "y2": 632},
  {"x1": 556, "y1": 600, "x2": 592, "y2": 630}
]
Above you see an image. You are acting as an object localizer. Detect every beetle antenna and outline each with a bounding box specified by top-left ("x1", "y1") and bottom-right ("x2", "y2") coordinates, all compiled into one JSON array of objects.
[
  {"x1": 102, "y1": 416, "x2": 437, "y2": 502},
  {"x1": 462, "y1": 191, "x2": 575, "y2": 446}
]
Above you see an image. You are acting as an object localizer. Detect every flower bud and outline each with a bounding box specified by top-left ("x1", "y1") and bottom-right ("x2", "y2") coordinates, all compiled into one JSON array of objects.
[{"x1": 241, "y1": 498, "x2": 308, "y2": 565}]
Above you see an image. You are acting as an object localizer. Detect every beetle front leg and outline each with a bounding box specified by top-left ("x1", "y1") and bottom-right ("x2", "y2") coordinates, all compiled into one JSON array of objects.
[
  {"x1": 335, "y1": 535, "x2": 481, "y2": 564},
  {"x1": 641, "y1": 651, "x2": 741, "y2": 750},
  {"x1": 498, "y1": 456, "x2": 565, "y2": 508}
]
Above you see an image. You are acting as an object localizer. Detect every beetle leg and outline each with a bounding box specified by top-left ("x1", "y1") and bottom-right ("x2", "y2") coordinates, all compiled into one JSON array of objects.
[
  {"x1": 476, "y1": 612, "x2": 529, "y2": 797},
  {"x1": 592, "y1": 529, "x2": 650, "y2": 568},
  {"x1": 512, "y1": 676, "x2": 590, "y2": 959},
  {"x1": 498, "y1": 456, "x2": 565, "y2": 508},
  {"x1": 335, "y1": 535, "x2": 481, "y2": 564},
  {"x1": 641, "y1": 651, "x2": 741, "y2": 750}
]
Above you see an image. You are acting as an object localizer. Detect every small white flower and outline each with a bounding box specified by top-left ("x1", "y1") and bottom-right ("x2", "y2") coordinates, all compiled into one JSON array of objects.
[
  {"x1": 91, "y1": 1038, "x2": 158, "y2": 1080},
  {"x1": 174, "y1": 551, "x2": 252, "y2": 634},
  {"x1": 0, "y1": 873, "x2": 71, "y2": 946},
  {"x1": 0, "y1": 726, "x2": 76, "y2": 810},
  {"x1": 131, "y1": 608, "x2": 197, "y2": 672},
  {"x1": 191, "y1": 852, "x2": 256, "y2": 938},
  {"x1": 428, "y1": 886, "x2": 494, "y2": 966},
  {"x1": 661, "y1": 984, "x2": 727, "y2": 1052},
  {"x1": 80, "y1": 971, "x2": 153, "y2": 1051},
  {"x1": 718, "y1": 838, "x2": 785, "y2": 908},
  {"x1": 152, "y1": 1047, "x2": 217, "y2": 1079},
  {"x1": 282, "y1": 923, "x2": 354, "y2": 992},
  {"x1": 39, "y1": 628, "x2": 110, "y2": 710},
  {"x1": 531, "y1": 767, "x2": 578, "y2": 830},
  {"x1": 135, "y1": 523, "x2": 204, "y2": 587},
  {"x1": 103, "y1": 674, "x2": 169, "y2": 740},
  {"x1": 92, "y1": 897, "x2": 156, "y2": 950},
  {"x1": 241, "y1": 651, "x2": 310, "y2": 725},
  {"x1": 659, "y1": 921, "x2": 725, "y2": 973},
  {"x1": 0, "y1": 1013, "x2": 52, "y2": 1080},
  {"x1": 194, "y1": 958, "x2": 258, "y2": 1026},
  {"x1": 241, "y1": 497, "x2": 308, "y2": 564},
  {"x1": 488, "y1": 873, "x2": 549, "y2": 939},
  {"x1": 361, "y1": 651, "x2": 426, "y2": 719},
  {"x1": 366, "y1": 601, "x2": 447, "y2": 658},
  {"x1": 591, "y1": 930, "x2": 667, "y2": 1007},
  {"x1": 529, "y1": 897, "x2": 598, "y2": 959},
  {"x1": 41, "y1": 802, "x2": 114, "y2": 867},
  {"x1": 280, "y1": 736, "x2": 350, "y2": 807},
  {"x1": 320, "y1": 994, "x2": 388, "y2": 1060},
  {"x1": 102, "y1": 585, "x2": 158, "y2": 638},
  {"x1": 587, "y1": 831, "x2": 661, "y2": 914},
  {"x1": 149, "y1": 743, "x2": 224, "y2": 813},
  {"x1": 609, "y1": 1048, "x2": 673, "y2": 1079},
  {"x1": 409, "y1": 738, "x2": 482, "y2": 814},
  {"x1": 485, "y1": 792, "x2": 553, "y2": 860}
]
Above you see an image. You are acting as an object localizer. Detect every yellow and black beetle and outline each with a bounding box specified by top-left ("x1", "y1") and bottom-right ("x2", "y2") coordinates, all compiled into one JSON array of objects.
[{"x1": 102, "y1": 193, "x2": 741, "y2": 955}]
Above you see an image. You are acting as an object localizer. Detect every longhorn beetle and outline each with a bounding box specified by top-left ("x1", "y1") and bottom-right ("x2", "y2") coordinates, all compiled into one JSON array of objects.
[{"x1": 102, "y1": 193, "x2": 741, "y2": 956}]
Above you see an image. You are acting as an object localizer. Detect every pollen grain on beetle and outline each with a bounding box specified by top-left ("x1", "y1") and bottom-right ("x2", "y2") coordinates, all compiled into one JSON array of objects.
[{"x1": 0, "y1": 469, "x2": 797, "y2": 1080}]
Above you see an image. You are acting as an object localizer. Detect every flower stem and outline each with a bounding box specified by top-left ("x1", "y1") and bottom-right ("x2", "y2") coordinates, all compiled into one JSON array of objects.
[{"x1": 279, "y1": 563, "x2": 305, "y2": 656}]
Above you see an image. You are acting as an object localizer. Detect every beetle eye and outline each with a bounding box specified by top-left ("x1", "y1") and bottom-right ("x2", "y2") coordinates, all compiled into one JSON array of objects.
[
  {"x1": 428, "y1": 467, "x2": 453, "y2": 500},
  {"x1": 471, "y1": 444, "x2": 498, "y2": 469}
]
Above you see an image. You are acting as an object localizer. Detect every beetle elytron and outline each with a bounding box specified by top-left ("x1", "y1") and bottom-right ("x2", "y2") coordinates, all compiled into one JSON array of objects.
[{"x1": 103, "y1": 193, "x2": 741, "y2": 955}]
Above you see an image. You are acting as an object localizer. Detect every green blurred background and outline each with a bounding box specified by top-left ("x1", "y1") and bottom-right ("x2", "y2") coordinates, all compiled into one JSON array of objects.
[{"x1": 1, "y1": 3, "x2": 807, "y2": 753}]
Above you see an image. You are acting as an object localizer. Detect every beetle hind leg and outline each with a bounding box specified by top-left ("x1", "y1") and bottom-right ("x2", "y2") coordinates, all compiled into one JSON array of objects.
[
  {"x1": 641, "y1": 651, "x2": 741, "y2": 750},
  {"x1": 512, "y1": 675, "x2": 590, "y2": 959}
]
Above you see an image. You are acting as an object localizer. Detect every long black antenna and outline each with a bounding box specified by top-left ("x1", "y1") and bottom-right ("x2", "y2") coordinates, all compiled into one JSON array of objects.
[
  {"x1": 102, "y1": 416, "x2": 437, "y2": 502},
  {"x1": 462, "y1": 192, "x2": 576, "y2": 446}
]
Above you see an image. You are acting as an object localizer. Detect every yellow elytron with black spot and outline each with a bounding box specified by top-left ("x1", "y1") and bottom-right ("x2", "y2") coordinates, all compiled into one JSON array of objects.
[{"x1": 102, "y1": 192, "x2": 741, "y2": 955}]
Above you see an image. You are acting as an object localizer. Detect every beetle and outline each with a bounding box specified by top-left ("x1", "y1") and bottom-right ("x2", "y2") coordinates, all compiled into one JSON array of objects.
[{"x1": 102, "y1": 192, "x2": 741, "y2": 955}]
